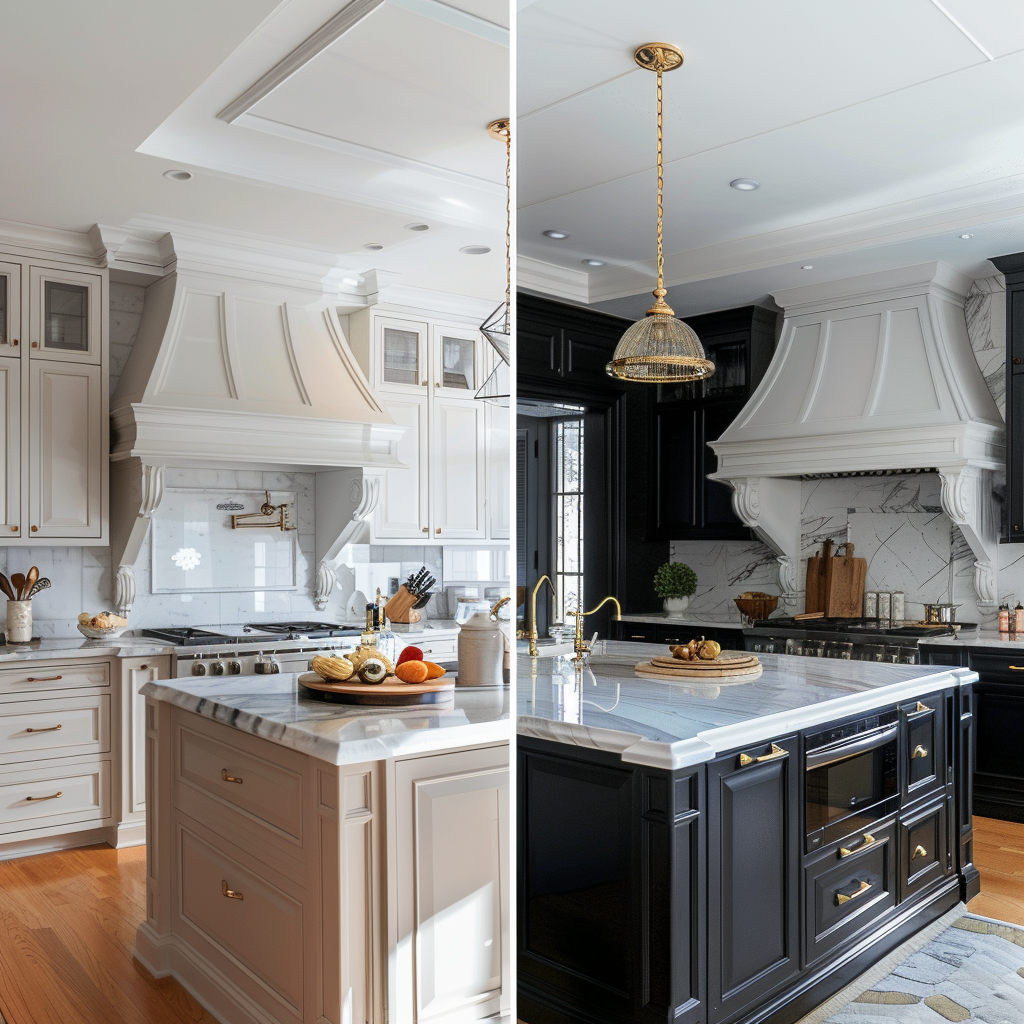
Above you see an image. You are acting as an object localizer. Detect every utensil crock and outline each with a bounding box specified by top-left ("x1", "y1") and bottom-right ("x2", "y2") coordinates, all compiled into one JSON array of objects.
[{"x1": 6, "y1": 600, "x2": 32, "y2": 642}]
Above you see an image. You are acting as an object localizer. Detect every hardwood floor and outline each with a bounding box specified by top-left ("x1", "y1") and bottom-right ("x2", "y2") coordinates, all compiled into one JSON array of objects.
[
  {"x1": 0, "y1": 843, "x2": 218, "y2": 1024},
  {"x1": 968, "y1": 813, "x2": 1024, "y2": 926}
]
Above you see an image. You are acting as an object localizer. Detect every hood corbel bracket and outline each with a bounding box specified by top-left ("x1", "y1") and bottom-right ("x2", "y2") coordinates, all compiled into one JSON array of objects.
[{"x1": 938, "y1": 466, "x2": 998, "y2": 606}]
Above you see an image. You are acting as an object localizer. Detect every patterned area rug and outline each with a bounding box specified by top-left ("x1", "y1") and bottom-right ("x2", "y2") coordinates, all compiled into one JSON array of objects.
[{"x1": 800, "y1": 906, "x2": 1024, "y2": 1023}]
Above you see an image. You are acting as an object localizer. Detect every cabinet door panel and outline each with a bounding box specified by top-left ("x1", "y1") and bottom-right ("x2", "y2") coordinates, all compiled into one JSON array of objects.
[
  {"x1": 121, "y1": 657, "x2": 168, "y2": 820},
  {"x1": 0, "y1": 260, "x2": 21, "y2": 354},
  {"x1": 486, "y1": 403, "x2": 510, "y2": 539},
  {"x1": 900, "y1": 695, "x2": 944, "y2": 804},
  {"x1": 0, "y1": 358, "x2": 20, "y2": 536},
  {"x1": 29, "y1": 266, "x2": 103, "y2": 364},
  {"x1": 29, "y1": 360, "x2": 103, "y2": 538},
  {"x1": 375, "y1": 315, "x2": 428, "y2": 394},
  {"x1": 432, "y1": 398, "x2": 485, "y2": 539},
  {"x1": 432, "y1": 324, "x2": 481, "y2": 397},
  {"x1": 708, "y1": 737, "x2": 800, "y2": 1023},
  {"x1": 375, "y1": 396, "x2": 429, "y2": 539}
]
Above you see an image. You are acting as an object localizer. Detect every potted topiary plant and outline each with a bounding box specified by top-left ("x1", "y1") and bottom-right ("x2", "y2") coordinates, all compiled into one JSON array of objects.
[{"x1": 654, "y1": 561, "x2": 697, "y2": 616}]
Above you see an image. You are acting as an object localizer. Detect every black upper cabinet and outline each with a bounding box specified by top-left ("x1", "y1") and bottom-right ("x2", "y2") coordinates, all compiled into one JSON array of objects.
[
  {"x1": 651, "y1": 306, "x2": 777, "y2": 541},
  {"x1": 989, "y1": 252, "x2": 1024, "y2": 540}
]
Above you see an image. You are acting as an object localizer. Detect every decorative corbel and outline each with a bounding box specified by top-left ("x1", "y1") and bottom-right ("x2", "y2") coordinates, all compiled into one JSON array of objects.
[
  {"x1": 313, "y1": 470, "x2": 380, "y2": 610},
  {"x1": 938, "y1": 465, "x2": 998, "y2": 605},
  {"x1": 110, "y1": 460, "x2": 165, "y2": 617},
  {"x1": 726, "y1": 475, "x2": 803, "y2": 608}
]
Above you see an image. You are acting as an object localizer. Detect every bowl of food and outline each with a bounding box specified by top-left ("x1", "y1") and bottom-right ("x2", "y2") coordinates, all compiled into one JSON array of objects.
[
  {"x1": 77, "y1": 612, "x2": 128, "y2": 639},
  {"x1": 733, "y1": 592, "x2": 778, "y2": 624}
]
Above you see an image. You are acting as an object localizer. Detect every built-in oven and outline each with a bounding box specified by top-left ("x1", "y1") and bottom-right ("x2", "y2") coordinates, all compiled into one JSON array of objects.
[{"x1": 805, "y1": 709, "x2": 899, "y2": 853}]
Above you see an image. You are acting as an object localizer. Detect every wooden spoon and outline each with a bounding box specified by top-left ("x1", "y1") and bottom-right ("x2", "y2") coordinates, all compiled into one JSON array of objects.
[
  {"x1": 0, "y1": 574, "x2": 15, "y2": 602},
  {"x1": 10, "y1": 573, "x2": 25, "y2": 601},
  {"x1": 24, "y1": 567, "x2": 38, "y2": 599}
]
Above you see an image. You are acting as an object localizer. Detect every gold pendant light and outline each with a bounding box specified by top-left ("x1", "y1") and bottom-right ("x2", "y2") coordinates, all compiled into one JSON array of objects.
[{"x1": 605, "y1": 43, "x2": 715, "y2": 384}]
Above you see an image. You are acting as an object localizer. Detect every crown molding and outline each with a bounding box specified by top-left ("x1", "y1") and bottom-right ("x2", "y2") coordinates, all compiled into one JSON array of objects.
[
  {"x1": 517, "y1": 255, "x2": 590, "y2": 304},
  {"x1": 0, "y1": 218, "x2": 103, "y2": 265}
]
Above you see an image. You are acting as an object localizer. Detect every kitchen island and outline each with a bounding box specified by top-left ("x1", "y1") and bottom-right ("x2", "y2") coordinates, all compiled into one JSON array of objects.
[
  {"x1": 518, "y1": 644, "x2": 977, "y2": 1024},
  {"x1": 136, "y1": 673, "x2": 509, "y2": 1024}
]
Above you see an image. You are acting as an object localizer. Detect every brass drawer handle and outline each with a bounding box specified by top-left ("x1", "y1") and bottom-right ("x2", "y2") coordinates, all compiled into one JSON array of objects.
[
  {"x1": 835, "y1": 879, "x2": 872, "y2": 905},
  {"x1": 26, "y1": 724, "x2": 62, "y2": 733},
  {"x1": 914, "y1": 701, "x2": 932, "y2": 712},
  {"x1": 221, "y1": 881, "x2": 244, "y2": 900},
  {"x1": 739, "y1": 743, "x2": 788, "y2": 766},
  {"x1": 26, "y1": 791, "x2": 62, "y2": 801},
  {"x1": 630, "y1": 634, "x2": 647, "y2": 640},
  {"x1": 912, "y1": 744, "x2": 929, "y2": 759},
  {"x1": 26, "y1": 675, "x2": 63, "y2": 682},
  {"x1": 912, "y1": 844, "x2": 928, "y2": 861},
  {"x1": 1009, "y1": 665, "x2": 1024, "y2": 671},
  {"x1": 221, "y1": 769, "x2": 243, "y2": 784},
  {"x1": 839, "y1": 833, "x2": 876, "y2": 859}
]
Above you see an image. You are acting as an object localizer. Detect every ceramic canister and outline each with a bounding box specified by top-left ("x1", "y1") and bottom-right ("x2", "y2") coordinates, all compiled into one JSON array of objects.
[
  {"x1": 6, "y1": 600, "x2": 31, "y2": 642},
  {"x1": 457, "y1": 611, "x2": 504, "y2": 687}
]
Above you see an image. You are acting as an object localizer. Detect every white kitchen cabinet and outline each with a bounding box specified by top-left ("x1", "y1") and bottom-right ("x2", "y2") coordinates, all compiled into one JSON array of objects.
[
  {"x1": 118, "y1": 656, "x2": 169, "y2": 837},
  {"x1": 389, "y1": 743, "x2": 510, "y2": 1024},
  {"x1": 0, "y1": 358, "x2": 21, "y2": 536},
  {"x1": 485, "y1": 403, "x2": 510, "y2": 540},
  {"x1": 375, "y1": 394, "x2": 430, "y2": 538},
  {"x1": 432, "y1": 397, "x2": 486, "y2": 539},
  {"x1": 28, "y1": 359, "x2": 104, "y2": 539},
  {"x1": 431, "y1": 323, "x2": 481, "y2": 398},
  {"x1": 376, "y1": 315, "x2": 430, "y2": 395},
  {"x1": 0, "y1": 260, "x2": 22, "y2": 353},
  {"x1": 28, "y1": 265, "x2": 103, "y2": 365}
]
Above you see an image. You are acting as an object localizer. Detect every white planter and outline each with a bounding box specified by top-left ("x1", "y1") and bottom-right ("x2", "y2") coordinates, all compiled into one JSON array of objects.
[{"x1": 662, "y1": 596, "x2": 690, "y2": 616}]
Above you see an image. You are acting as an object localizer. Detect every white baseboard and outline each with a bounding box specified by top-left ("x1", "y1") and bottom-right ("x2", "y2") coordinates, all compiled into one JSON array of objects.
[
  {"x1": 0, "y1": 826, "x2": 114, "y2": 862},
  {"x1": 112, "y1": 820, "x2": 146, "y2": 848}
]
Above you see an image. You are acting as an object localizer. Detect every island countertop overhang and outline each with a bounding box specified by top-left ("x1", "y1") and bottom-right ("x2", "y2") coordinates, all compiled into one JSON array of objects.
[
  {"x1": 142, "y1": 673, "x2": 509, "y2": 766},
  {"x1": 517, "y1": 645, "x2": 977, "y2": 770}
]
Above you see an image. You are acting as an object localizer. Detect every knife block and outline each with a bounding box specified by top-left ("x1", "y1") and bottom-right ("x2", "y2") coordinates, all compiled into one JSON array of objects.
[{"x1": 384, "y1": 586, "x2": 422, "y2": 624}]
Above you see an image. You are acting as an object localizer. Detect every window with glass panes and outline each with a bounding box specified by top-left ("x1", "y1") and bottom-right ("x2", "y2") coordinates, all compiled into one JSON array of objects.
[{"x1": 553, "y1": 415, "x2": 584, "y2": 624}]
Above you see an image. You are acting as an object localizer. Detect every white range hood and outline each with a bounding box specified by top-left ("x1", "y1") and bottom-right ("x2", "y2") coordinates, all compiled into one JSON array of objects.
[
  {"x1": 103, "y1": 224, "x2": 404, "y2": 616},
  {"x1": 709, "y1": 262, "x2": 1004, "y2": 606}
]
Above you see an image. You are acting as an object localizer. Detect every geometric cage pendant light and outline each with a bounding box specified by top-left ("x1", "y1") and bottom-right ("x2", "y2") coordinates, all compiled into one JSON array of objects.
[{"x1": 605, "y1": 43, "x2": 716, "y2": 384}]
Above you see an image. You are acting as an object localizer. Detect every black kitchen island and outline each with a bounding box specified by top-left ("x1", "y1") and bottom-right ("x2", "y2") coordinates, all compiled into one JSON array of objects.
[{"x1": 517, "y1": 644, "x2": 979, "y2": 1024}]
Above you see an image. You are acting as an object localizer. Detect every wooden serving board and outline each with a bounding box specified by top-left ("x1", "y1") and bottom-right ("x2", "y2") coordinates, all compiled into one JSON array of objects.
[
  {"x1": 298, "y1": 672, "x2": 455, "y2": 706},
  {"x1": 636, "y1": 662, "x2": 763, "y2": 683},
  {"x1": 823, "y1": 543, "x2": 867, "y2": 618},
  {"x1": 650, "y1": 653, "x2": 759, "y2": 671}
]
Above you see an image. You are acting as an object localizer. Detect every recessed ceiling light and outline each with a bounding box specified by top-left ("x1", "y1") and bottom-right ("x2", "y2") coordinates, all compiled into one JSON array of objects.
[
  {"x1": 582, "y1": 259, "x2": 605, "y2": 267},
  {"x1": 405, "y1": 223, "x2": 430, "y2": 232},
  {"x1": 801, "y1": 264, "x2": 814, "y2": 270},
  {"x1": 163, "y1": 169, "x2": 193, "y2": 181},
  {"x1": 730, "y1": 178, "x2": 760, "y2": 191},
  {"x1": 959, "y1": 233, "x2": 974, "y2": 240},
  {"x1": 460, "y1": 245, "x2": 491, "y2": 255},
  {"x1": 543, "y1": 230, "x2": 570, "y2": 239},
  {"x1": 363, "y1": 243, "x2": 384, "y2": 251}
]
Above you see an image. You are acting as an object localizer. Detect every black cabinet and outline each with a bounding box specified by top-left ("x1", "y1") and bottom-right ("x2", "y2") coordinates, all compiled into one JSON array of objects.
[
  {"x1": 611, "y1": 621, "x2": 746, "y2": 650},
  {"x1": 650, "y1": 306, "x2": 776, "y2": 541},
  {"x1": 898, "y1": 797, "x2": 949, "y2": 903},
  {"x1": 707, "y1": 735, "x2": 800, "y2": 1024},
  {"x1": 953, "y1": 682, "x2": 981, "y2": 901},
  {"x1": 900, "y1": 694, "x2": 945, "y2": 806},
  {"x1": 518, "y1": 738, "x2": 705, "y2": 1024}
]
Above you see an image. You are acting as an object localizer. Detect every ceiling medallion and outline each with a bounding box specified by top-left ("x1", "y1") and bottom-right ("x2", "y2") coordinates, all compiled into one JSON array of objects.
[
  {"x1": 606, "y1": 42, "x2": 715, "y2": 384},
  {"x1": 475, "y1": 117, "x2": 511, "y2": 406}
]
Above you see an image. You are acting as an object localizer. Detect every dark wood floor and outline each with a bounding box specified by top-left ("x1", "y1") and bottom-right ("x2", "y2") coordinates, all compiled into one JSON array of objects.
[{"x1": 1, "y1": 818, "x2": 1021, "y2": 1023}]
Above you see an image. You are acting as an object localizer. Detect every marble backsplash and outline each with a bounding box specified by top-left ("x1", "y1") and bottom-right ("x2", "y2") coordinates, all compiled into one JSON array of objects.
[{"x1": 669, "y1": 276, "x2": 1011, "y2": 628}]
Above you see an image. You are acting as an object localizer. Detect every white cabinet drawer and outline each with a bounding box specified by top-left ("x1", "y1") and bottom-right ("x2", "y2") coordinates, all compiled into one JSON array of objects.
[
  {"x1": 0, "y1": 659, "x2": 110, "y2": 697},
  {"x1": 0, "y1": 758, "x2": 110, "y2": 834},
  {"x1": 399, "y1": 636, "x2": 458, "y2": 661},
  {"x1": 0, "y1": 694, "x2": 109, "y2": 765},
  {"x1": 178, "y1": 824, "x2": 305, "y2": 1015},
  {"x1": 177, "y1": 724, "x2": 303, "y2": 842}
]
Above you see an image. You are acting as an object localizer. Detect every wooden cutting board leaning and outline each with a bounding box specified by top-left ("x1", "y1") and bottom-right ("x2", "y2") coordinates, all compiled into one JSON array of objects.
[{"x1": 804, "y1": 541, "x2": 867, "y2": 618}]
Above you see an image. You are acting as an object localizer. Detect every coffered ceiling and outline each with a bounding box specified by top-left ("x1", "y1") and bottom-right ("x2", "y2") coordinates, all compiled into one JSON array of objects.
[
  {"x1": 517, "y1": 0, "x2": 1024, "y2": 316},
  {"x1": 0, "y1": 0, "x2": 509, "y2": 301}
]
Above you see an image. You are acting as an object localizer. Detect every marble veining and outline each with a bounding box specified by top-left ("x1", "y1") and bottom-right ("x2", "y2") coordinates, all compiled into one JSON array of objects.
[
  {"x1": 518, "y1": 643, "x2": 972, "y2": 769},
  {"x1": 0, "y1": 636, "x2": 175, "y2": 662},
  {"x1": 143, "y1": 673, "x2": 509, "y2": 765}
]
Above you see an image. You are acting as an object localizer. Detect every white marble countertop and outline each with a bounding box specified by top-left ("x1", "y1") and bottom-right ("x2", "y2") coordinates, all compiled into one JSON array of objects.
[
  {"x1": 142, "y1": 673, "x2": 509, "y2": 765},
  {"x1": 617, "y1": 613, "x2": 746, "y2": 628},
  {"x1": 0, "y1": 636, "x2": 175, "y2": 662},
  {"x1": 517, "y1": 642, "x2": 975, "y2": 770},
  {"x1": 921, "y1": 629, "x2": 1024, "y2": 650}
]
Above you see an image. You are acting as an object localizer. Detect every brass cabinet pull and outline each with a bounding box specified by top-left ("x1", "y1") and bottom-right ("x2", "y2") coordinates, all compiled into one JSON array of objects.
[
  {"x1": 912, "y1": 844, "x2": 928, "y2": 861},
  {"x1": 26, "y1": 791, "x2": 62, "y2": 801},
  {"x1": 839, "y1": 833, "x2": 876, "y2": 859},
  {"x1": 30, "y1": 526, "x2": 37, "y2": 532},
  {"x1": 25, "y1": 724, "x2": 62, "y2": 733},
  {"x1": 835, "y1": 879, "x2": 872, "y2": 905},
  {"x1": 630, "y1": 634, "x2": 647, "y2": 640},
  {"x1": 26, "y1": 675, "x2": 62, "y2": 682},
  {"x1": 221, "y1": 881, "x2": 244, "y2": 900},
  {"x1": 739, "y1": 743, "x2": 788, "y2": 766},
  {"x1": 221, "y1": 769, "x2": 243, "y2": 784},
  {"x1": 912, "y1": 744, "x2": 929, "y2": 759},
  {"x1": 1009, "y1": 665, "x2": 1024, "y2": 671},
  {"x1": 915, "y1": 701, "x2": 931, "y2": 712}
]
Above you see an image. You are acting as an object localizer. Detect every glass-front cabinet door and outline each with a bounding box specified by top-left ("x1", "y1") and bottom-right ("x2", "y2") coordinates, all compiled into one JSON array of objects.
[
  {"x1": 432, "y1": 324, "x2": 479, "y2": 396},
  {"x1": 0, "y1": 262, "x2": 21, "y2": 356},
  {"x1": 29, "y1": 266, "x2": 103, "y2": 364},
  {"x1": 375, "y1": 316, "x2": 428, "y2": 394}
]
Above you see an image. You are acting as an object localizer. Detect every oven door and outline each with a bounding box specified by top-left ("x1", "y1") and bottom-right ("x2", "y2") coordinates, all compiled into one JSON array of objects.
[{"x1": 806, "y1": 724, "x2": 899, "y2": 852}]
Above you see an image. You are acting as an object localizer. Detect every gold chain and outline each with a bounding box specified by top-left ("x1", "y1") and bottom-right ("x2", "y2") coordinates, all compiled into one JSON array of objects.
[
  {"x1": 656, "y1": 68, "x2": 664, "y2": 296},
  {"x1": 505, "y1": 123, "x2": 511, "y2": 310}
]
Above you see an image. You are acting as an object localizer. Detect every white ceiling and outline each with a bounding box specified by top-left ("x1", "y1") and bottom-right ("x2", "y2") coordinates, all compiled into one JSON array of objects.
[
  {"x1": 0, "y1": 0, "x2": 509, "y2": 301},
  {"x1": 517, "y1": 0, "x2": 1024, "y2": 313}
]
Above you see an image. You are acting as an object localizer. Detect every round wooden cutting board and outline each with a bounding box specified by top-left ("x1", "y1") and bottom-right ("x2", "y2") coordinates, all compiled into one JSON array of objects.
[
  {"x1": 298, "y1": 672, "x2": 456, "y2": 706},
  {"x1": 635, "y1": 650, "x2": 763, "y2": 684}
]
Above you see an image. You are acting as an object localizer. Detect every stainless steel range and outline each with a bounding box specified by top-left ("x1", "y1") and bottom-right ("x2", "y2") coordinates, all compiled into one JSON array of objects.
[
  {"x1": 141, "y1": 622, "x2": 364, "y2": 677},
  {"x1": 743, "y1": 617, "x2": 976, "y2": 664}
]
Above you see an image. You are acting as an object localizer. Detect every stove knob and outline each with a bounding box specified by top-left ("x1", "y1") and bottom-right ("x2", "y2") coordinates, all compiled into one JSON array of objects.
[
  {"x1": 210, "y1": 661, "x2": 225, "y2": 676},
  {"x1": 191, "y1": 661, "x2": 207, "y2": 676},
  {"x1": 228, "y1": 661, "x2": 241, "y2": 674}
]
